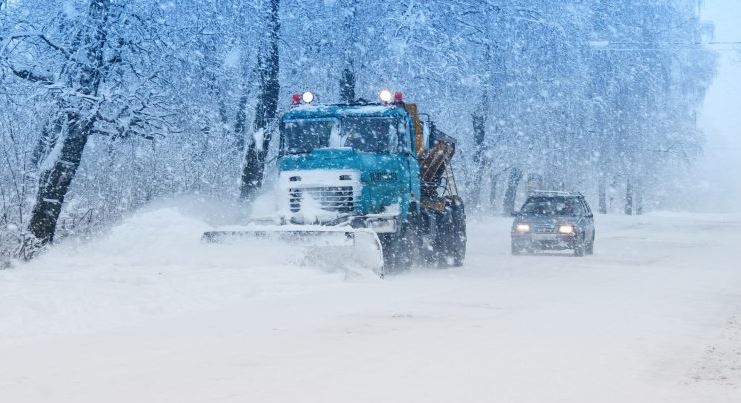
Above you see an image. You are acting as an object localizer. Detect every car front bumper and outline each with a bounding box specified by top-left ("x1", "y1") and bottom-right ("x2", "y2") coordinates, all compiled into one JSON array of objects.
[{"x1": 511, "y1": 233, "x2": 578, "y2": 250}]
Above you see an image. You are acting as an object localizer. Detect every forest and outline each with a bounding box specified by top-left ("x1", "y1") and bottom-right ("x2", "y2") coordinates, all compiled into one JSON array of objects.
[{"x1": 0, "y1": 0, "x2": 716, "y2": 260}]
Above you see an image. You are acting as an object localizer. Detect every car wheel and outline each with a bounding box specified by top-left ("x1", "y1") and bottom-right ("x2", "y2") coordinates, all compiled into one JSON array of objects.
[
  {"x1": 586, "y1": 231, "x2": 595, "y2": 255},
  {"x1": 511, "y1": 241, "x2": 527, "y2": 255},
  {"x1": 573, "y1": 236, "x2": 586, "y2": 257}
]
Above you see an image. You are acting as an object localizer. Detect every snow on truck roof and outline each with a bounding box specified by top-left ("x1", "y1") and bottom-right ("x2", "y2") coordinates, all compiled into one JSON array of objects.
[{"x1": 284, "y1": 104, "x2": 406, "y2": 119}]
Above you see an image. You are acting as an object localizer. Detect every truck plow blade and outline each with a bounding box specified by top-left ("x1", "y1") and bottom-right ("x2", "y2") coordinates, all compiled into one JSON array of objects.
[{"x1": 202, "y1": 226, "x2": 385, "y2": 277}]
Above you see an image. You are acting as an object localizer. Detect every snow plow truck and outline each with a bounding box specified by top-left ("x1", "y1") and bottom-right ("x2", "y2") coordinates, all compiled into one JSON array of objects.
[{"x1": 203, "y1": 90, "x2": 466, "y2": 276}]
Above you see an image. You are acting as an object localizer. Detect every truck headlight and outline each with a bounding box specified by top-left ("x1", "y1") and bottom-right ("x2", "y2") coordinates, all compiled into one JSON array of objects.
[
  {"x1": 558, "y1": 224, "x2": 575, "y2": 234},
  {"x1": 515, "y1": 224, "x2": 530, "y2": 233},
  {"x1": 379, "y1": 89, "x2": 393, "y2": 103}
]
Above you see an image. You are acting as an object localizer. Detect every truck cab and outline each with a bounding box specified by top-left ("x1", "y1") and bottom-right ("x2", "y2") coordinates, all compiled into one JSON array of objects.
[
  {"x1": 276, "y1": 91, "x2": 466, "y2": 269},
  {"x1": 278, "y1": 103, "x2": 421, "y2": 231}
]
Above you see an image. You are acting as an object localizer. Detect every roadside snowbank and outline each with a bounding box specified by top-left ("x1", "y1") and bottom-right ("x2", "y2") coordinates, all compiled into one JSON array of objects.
[{"x1": 0, "y1": 199, "x2": 359, "y2": 345}]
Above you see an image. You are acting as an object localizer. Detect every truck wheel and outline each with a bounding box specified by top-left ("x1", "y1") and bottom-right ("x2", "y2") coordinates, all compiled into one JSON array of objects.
[
  {"x1": 380, "y1": 204, "x2": 421, "y2": 271},
  {"x1": 449, "y1": 197, "x2": 466, "y2": 267},
  {"x1": 431, "y1": 210, "x2": 452, "y2": 267},
  {"x1": 380, "y1": 231, "x2": 412, "y2": 271},
  {"x1": 405, "y1": 205, "x2": 422, "y2": 266}
]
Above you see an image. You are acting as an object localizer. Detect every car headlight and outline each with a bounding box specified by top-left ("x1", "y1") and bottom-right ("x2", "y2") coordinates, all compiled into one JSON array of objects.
[
  {"x1": 558, "y1": 224, "x2": 575, "y2": 234},
  {"x1": 515, "y1": 224, "x2": 531, "y2": 233}
]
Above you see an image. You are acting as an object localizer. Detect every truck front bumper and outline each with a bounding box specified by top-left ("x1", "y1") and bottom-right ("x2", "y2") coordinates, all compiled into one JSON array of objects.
[
  {"x1": 348, "y1": 215, "x2": 399, "y2": 233},
  {"x1": 286, "y1": 214, "x2": 399, "y2": 234}
]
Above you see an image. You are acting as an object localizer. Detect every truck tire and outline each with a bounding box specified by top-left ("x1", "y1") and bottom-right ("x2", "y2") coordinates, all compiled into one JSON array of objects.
[
  {"x1": 403, "y1": 207, "x2": 422, "y2": 267},
  {"x1": 380, "y1": 204, "x2": 421, "y2": 271},
  {"x1": 430, "y1": 199, "x2": 464, "y2": 267},
  {"x1": 449, "y1": 197, "x2": 466, "y2": 267},
  {"x1": 429, "y1": 210, "x2": 452, "y2": 267}
]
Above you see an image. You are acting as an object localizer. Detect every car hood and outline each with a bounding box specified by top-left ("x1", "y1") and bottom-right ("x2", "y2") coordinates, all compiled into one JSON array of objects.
[{"x1": 514, "y1": 215, "x2": 580, "y2": 225}]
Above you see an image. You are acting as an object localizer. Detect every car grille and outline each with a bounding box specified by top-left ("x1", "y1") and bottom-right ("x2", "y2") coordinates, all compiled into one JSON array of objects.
[
  {"x1": 289, "y1": 186, "x2": 355, "y2": 213},
  {"x1": 533, "y1": 224, "x2": 557, "y2": 234}
]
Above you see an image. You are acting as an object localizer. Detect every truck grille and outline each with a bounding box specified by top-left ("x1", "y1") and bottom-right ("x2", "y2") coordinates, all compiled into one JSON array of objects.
[{"x1": 289, "y1": 186, "x2": 355, "y2": 213}]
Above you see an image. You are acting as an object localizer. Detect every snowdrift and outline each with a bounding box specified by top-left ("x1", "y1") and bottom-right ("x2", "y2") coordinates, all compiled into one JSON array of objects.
[{"x1": 0, "y1": 197, "x2": 377, "y2": 344}]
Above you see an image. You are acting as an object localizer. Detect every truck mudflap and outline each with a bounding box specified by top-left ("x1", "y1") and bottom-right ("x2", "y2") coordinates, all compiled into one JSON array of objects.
[{"x1": 202, "y1": 225, "x2": 386, "y2": 278}]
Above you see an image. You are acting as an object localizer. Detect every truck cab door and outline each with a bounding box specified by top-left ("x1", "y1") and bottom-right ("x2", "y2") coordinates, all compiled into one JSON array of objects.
[{"x1": 402, "y1": 118, "x2": 421, "y2": 211}]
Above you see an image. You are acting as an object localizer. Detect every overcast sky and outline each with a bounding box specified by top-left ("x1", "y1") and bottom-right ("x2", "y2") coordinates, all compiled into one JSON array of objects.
[{"x1": 697, "y1": 0, "x2": 741, "y2": 212}]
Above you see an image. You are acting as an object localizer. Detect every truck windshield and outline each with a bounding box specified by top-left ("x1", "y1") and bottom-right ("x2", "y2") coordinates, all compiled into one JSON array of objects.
[
  {"x1": 282, "y1": 117, "x2": 402, "y2": 155},
  {"x1": 520, "y1": 197, "x2": 582, "y2": 216},
  {"x1": 282, "y1": 119, "x2": 336, "y2": 154}
]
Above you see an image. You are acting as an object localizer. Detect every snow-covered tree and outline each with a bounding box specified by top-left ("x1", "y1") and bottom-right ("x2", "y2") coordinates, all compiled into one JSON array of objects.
[{"x1": 0, "y1": 0, "x2": 717, "y2": 259}]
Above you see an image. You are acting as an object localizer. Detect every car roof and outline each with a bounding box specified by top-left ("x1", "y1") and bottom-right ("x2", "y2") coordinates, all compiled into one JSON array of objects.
[{"x1": 528, "y1": 190, "x2": 584, "y2": 198}]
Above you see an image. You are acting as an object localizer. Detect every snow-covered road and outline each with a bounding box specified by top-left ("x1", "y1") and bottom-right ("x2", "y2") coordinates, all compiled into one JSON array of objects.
[{"x1": 1, "y1": 205, "x2": 740, "y2": 402}]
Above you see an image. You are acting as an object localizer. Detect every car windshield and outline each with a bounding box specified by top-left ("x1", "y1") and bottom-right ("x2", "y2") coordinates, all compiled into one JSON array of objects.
[
  {"x1": 281, "y1": 117, "x2": 401, "y2": 155},
  {"x1": 520, "y1": 196, "x2": 581, "y2": 216}
]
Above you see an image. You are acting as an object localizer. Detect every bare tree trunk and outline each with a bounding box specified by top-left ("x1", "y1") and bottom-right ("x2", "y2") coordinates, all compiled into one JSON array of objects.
[
  {"x1": 339, "y1": 0, "x2": 358, "y2": 103},
  {"x1": 489, "y1": 174, "x2": 498, "y2": 210},
  {"x1": 240, "y1": 0, "x2": 280, "y2": 200},
  {"x1": 598, "y1": 174, "x2": 607, "y2": 214},
  {"x1": 233, "y1": 93, "x2": 249, "y2": 151},
  {"x1": 27, "y1": 113, "x2": 92, "y2": 247},
  {"x1": 470, "y1": 108, "x2": 486, "y2": 209},
  {"x1": 502, "y1": 167, "x2": 522, "y2": 215},
  {"x1": 26, "y1": 0, "x2": 110, "y2": 253},
  {"x1": 339, "y1": 68, "x2": 355, "y2": 103},
  {"x1": 635, "y1": 180, "x2": 643, "y2": 215},
  {"x1": 30, "y1": 115, "x2": 63, "y2": 167},
  {"x1": 624, "y1": 178, "x2": 634, "y2": 215}
]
